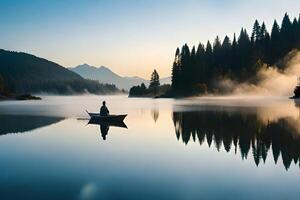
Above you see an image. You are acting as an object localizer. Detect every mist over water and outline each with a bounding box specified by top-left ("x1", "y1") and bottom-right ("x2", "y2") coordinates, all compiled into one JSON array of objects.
[
  {"x1": 219, "y1": 50, "x2": 300, "y2": 96},
  {"x1": 0, "y1": 96, "x2": 300, "y2": 199}
]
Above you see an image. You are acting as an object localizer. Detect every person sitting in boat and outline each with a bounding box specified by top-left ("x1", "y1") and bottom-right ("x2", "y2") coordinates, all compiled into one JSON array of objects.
[{"x1": 100, "y1": 101, "x2": 110, "y2": 116}]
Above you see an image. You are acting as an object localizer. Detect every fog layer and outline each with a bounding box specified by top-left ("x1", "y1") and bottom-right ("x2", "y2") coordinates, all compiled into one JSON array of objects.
[{"x1": 219, "y1": 50, "x2": 300, "y2": 96}]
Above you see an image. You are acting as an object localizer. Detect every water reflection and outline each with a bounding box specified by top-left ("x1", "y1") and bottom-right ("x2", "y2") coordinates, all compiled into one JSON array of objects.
[
  {"x1": 151, "y1": 108, "x2": 159, "y2": 123},
  {"x1": 173, "y1": 110, "x2": 300, "y2": 170},
  {"x1": 294, "y1": 99, "x2": 300, "y2": 118},
  {"x1": 0, "y1": 115, "x2": 64, "y2": 136},
  {"x1": 88, "y1": 119, "x2": 127, "y2": 140}
]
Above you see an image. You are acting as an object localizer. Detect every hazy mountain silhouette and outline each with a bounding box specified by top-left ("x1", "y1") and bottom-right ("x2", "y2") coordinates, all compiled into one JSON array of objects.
[
  {"x1": 0, "y1": 49, "x2": 119, "y2": 94},
  {"x1": 70, "y1": 64, "x2": 171, "y2": 90}
]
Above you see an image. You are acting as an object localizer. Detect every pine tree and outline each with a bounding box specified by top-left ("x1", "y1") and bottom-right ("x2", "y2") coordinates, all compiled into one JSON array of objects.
[
  {"x1": 292, "y1": 18, "x2": 298, "y2": 42},
  {"x1": 251, "y1": 20, "x2": 261, "y2": 43},
  {"x1": 221, "y1": 36, "x2": 231, "y2": 72},
  {"x1": 149, "y1": 69, "x2": 160, "y2": 95},
  {"x1": 172, "y1": 48, "x2": 181, "y2": 91},
  {"x1": 281, "y1": 13, "x2": 292, "y2": 33},
  {"x1": 141, "y1": 83, "x2": 146, "y2": 91},
  {"x1": 205, "y1": 41, "x2": 213, "y2": 82},
  {"x1": 260, "y1": 22, "x2": 271, "y2": 62},
  {"x1": 237, "y1": 28, "x2": 252, "y2": 78},
  {"x1": 206, "y1": 41, "x2": 213, "y2": 55},
  {"x1": 260, "y1": 23, "x2": 269, "y2": 39},
  {"x1": 190, "y1": 46, "x2": 197, "y2": 86},
  {"x1": 196, "y1": 42, "x2": 205, "y2": 82},
  {"x1": 281, "y1": 13, "x2": 293, "y2": 55},
  {"x1": 270, "y1": 20, "x2": 281, "y2": 63},
  {"x1": 213, "y1": 36, "x2": 222, "y2": 74},
  {"x1": 181, "y1": 44, "x2": 191, "y2": 89},
  {"x1": 271, "y1": 20, "x2": 280, "y2": 39},
  {"x1": 231, "y1": 33, "x2": 238, "y2": 75}
]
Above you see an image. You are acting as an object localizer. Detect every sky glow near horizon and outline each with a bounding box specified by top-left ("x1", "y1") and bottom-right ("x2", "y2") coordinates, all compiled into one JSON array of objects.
[{"x1": 0, "y1": 0, "x2": 299, "y2": 78}]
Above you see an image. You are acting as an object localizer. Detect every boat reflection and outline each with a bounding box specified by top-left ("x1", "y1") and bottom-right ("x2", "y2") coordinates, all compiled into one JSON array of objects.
[
  {"x1": 88, "y1": 118, "x2": 127, "y2": 140},
  {"x1": 172, "y1": 109, "x2": 300, "y2": 170}
]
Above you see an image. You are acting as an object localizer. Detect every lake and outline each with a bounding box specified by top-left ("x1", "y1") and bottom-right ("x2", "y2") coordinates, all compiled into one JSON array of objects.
[{"x1": 0, "y1": 95, "x2": 300, "y2": 200}]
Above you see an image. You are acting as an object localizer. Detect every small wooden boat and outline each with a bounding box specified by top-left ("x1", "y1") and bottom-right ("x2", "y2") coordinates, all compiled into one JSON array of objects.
[{"x1": 86, "y1": 110, "x2": 127, "y2": 122}]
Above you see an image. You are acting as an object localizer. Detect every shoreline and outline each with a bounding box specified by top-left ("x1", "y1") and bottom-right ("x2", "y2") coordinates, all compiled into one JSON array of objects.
[{"x1": 0, "y1": 93, "x2": 42, "y2": 101}]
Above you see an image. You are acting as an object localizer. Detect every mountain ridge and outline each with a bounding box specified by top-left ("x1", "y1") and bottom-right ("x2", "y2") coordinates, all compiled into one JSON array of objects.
[
  {"x1": 69, "y1": 64, "x2": 171, "y2": 90},
  {"x1": 0, "y1": 49, "x2": 119, "y2": 94}
]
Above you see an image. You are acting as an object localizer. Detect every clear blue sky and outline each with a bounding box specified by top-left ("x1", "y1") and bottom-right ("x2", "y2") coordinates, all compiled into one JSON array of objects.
[{"x1": 0, "y1": 0, "x2": 299, "y2": 78}]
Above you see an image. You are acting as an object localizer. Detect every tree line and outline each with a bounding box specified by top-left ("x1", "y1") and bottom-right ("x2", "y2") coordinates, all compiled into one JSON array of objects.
[
  {"x1": 173, "y1": 111, "x2": 300, "y2": 170},
  {"x1": 171, "y1": 13, "x2": 300, "y2": 95},
  {"x1": 0, "y1": 75, "x2": 11, "y2": 97}
]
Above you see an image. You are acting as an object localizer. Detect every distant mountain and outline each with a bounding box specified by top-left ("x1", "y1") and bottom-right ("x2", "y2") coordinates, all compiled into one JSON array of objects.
[
  {"x1": 0, "y1": 49, "x2": 119, "y2": 94},
  {"x1": 70, "y1": 64, "x2": 171, "y2": 90},
  {"x1": 160, "y1": 76, "x2": 172, "y2": 85}
]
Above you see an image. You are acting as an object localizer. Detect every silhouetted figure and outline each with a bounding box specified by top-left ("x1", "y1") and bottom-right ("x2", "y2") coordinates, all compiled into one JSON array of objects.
[
  {"x1": 100, "y1": 124, "x2": 109, "y2": 140},
  {"x1": 100, "y1": 101, "x2": 109, "y2": 116}
]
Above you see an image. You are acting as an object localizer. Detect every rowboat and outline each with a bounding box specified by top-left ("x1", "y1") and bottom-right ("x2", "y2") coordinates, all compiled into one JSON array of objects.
[{"x1": 86, "y1": 110, "x2": 127, "y2": 122}]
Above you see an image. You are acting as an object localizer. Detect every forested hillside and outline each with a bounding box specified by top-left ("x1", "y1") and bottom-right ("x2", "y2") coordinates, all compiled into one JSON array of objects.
[
  {"x1": 0, "y1": 49, "x2": 119, "y2": 94},
  {"x1": 171, "y1": 13, "x2": 300, "y2": 95}
]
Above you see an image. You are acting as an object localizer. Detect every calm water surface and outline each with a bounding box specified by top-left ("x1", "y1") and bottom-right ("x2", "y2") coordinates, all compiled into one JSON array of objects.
[{"x1": 0, "y1": 95, "x2": 300, "y2": 200}]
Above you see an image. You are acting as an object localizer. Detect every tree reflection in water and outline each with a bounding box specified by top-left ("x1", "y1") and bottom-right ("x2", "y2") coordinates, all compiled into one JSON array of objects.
[
  {"x1": 0, "y1": 115, "x2": 64, "y2": 136},
  {"x1": 172, "y1": 109, "x2": 300, "y2": 170},
  {"x1": 151, "y1": 108, "x2": 159, "y2": 123}
]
